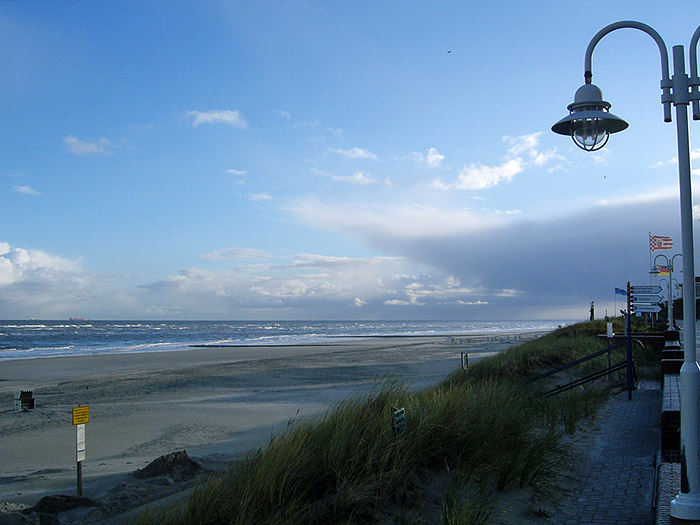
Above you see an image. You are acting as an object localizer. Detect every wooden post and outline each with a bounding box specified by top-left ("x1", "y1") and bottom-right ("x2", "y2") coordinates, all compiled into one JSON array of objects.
[{"x1": 77, "y1": 460, "x2": 82, "y2": 496}]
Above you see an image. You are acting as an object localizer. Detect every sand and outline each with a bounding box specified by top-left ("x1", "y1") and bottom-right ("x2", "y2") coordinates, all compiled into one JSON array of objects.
[{"x1": 0, "y1": 332, "x2": 540, "y2": 521}]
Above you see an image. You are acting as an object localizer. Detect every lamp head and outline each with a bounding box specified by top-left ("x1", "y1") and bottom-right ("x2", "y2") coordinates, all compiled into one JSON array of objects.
[{"x1": 552, "y1": 83, "x2": 628, "y2": 151}]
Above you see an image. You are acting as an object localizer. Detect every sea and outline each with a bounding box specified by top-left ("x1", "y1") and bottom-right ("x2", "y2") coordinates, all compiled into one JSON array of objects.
[{"x1": 0, "y1": 320, "x2": 571, "y2": 362}]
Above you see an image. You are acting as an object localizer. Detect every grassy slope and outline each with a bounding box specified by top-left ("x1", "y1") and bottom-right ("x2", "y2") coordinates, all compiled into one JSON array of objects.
[{"x1": 141, "y1": 319, "x2": 656, "y2": 524}]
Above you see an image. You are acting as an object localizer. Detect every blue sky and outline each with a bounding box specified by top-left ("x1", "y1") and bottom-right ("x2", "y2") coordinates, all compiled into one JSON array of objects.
[{"x1": 1, "y1": 1, "x2": 699, "y2": 320}]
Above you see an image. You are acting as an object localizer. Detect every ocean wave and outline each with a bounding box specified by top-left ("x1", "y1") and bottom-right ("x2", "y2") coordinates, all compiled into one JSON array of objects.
[{"x1": 0, "y1": 320, "x2": 570, "y2": 361}]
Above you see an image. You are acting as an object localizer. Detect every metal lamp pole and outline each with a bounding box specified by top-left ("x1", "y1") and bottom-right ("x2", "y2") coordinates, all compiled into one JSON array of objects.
[
  {"x1": 652, "y1": 253, "x2": 682, "y2": 329},
  {"x1": 659, "y1": 277, "x2": 680, "y2": 328},
  {"x1": 552, "y1": 21, "x2": 700, "y2": 520}
]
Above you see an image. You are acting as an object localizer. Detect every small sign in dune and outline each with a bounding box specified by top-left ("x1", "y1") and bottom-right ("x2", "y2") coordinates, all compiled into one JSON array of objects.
[{"x1": 392, "y1": 407, "x2": 406, "y2": 437}]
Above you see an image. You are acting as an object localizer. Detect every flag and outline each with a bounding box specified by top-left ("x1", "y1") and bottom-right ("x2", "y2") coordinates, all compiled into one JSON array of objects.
[
  {"x1": 650, "y1": 234, "x2": 673, "y2": 251},
  {"x1": 654, "y1": 265, "x2": 670, "y2": 276},
  {"x1": 615, "y1": 287, "x2": 627, "y2": 295}
]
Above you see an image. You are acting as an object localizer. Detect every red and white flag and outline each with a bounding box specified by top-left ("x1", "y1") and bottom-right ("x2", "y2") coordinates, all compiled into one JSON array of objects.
[{"x1": 650, "y1": 234, "x2": 673, "y2": 251}]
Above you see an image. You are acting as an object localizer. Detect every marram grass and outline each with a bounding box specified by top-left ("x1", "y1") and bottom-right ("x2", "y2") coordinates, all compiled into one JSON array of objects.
[{"x1": 141, "y1": 320, "x2": 642, "y2": 524}]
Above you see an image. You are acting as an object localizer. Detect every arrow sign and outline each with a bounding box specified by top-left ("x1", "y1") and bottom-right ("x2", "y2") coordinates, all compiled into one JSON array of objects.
[
  {"x1": 631, "y1": 294, "x2": 663, "y2": 304},
  {"x1": 632, "y1": 304, "x2": 662, "y2": 313},
  {"x1": 631, "y1": 285, "x2": 662, "y2": 295}
]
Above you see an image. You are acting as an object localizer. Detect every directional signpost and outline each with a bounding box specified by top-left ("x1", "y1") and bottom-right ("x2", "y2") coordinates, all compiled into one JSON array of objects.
[
  {"x1": 630, "y1": 285, "x2": 663, "y2": 295},
  {"x1": 633, "y1": 304, "x2": 663, "y2": 313},
  {"x1": 631, "y1": 294, "x2": 663, "y2": 303},
  {"x1": 629, "y1": 284, "x2": 663, "y2": 316},
  {"x1": 624, "y1": 283, "x2": 665, "y2": 399}
]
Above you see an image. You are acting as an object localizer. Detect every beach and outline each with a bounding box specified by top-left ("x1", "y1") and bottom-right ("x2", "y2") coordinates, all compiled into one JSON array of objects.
[{"x1": 0, "y1": 332, "x2": 540, "y2": 520}]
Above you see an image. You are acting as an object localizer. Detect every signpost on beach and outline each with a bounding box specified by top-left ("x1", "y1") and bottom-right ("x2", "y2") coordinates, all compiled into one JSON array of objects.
[{"x1": 72, "y1": 405, "x2": 89, "y2": 496}]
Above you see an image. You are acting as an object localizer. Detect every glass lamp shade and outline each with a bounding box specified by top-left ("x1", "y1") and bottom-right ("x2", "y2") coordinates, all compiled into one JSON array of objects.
[
  {"x1": 552, "y1": 84, "x2": 628, "y2": 152},
  {"x1": 572, "y1": 116, "x2": 610, "y2": 151}
]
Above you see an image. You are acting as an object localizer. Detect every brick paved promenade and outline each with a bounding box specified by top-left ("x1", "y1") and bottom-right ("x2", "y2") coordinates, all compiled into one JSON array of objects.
[{"x1": 561, "y1": 383, "x2": 661, "y2": 524}]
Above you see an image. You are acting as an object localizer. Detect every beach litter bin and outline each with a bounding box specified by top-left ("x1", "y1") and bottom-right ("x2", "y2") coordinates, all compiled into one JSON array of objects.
[{"x1": 14, "y1": 390, "x2": 35, "y2": 411}]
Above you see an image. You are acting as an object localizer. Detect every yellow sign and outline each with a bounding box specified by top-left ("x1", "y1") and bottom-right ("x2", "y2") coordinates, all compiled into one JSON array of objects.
[{"x1": 72, "y1": 406, "x2": 89, "y2": 425}]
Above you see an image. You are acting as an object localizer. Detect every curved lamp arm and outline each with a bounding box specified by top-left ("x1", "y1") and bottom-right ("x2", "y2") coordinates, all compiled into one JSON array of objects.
[
  {"x1": 653, "y1": 253, "x2": 670, "y2": 267},
  {"x1": 584, "y1": 21, "x2": 672, "y2": 123},
  {"x1": 672, "y1": 252, "x2": 685, "y2": 268},
  {"x1": 691, "y1": 25, "x2": 700, "y2": 120}
]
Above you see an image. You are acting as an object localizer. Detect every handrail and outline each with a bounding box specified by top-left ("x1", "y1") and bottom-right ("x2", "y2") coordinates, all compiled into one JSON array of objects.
[
  {"x1": 544, "y1": 360, "x2": 634, "y2": 397},
  {"x1": 527, "y1": 339, "x2": 643, "y2": 383}
]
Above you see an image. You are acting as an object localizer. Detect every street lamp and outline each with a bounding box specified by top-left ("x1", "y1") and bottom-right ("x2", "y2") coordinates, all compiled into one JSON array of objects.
[
  {"x1": 552, "y1": 21, "x2": 700, "y2": 520},
  {"x1": 650, "y1": 253, "x2": 683, "y2": 330},
  {"x1": 659, "y1": 277, "x2": 681, "y2": 331}
]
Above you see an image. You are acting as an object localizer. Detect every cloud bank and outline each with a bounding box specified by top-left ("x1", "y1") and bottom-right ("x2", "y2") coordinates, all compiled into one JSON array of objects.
[{"x1": 0, "y1": 184, "x2": 682, "y2": 321}]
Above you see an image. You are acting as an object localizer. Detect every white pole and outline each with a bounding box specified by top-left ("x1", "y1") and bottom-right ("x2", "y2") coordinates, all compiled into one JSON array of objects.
[
  {"x1": 669, "y1": 260, "x2": 675, "y2": 329},
  {"x1": 670, "y1": 43, "x2": 700, "y2": 520}
]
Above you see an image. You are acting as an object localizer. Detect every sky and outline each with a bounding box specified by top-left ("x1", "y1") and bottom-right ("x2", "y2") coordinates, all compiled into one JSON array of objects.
[{"x1": 1, "y1": 1, "x2": 700, "y2": 321}]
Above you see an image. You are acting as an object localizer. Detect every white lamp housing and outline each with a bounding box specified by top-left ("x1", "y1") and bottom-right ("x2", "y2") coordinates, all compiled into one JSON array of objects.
[{"x1": 552, "y1": 83, "x2": 629, "y2": 151}]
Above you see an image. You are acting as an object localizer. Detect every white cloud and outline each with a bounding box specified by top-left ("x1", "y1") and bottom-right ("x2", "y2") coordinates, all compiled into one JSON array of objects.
[
  {"x1": 332, "y1": 171, "x2": 379, "y2": 185},
  {"x1": 249, "y1": 193, "x2": 273, "y2": 202},
  {"x1": 427, "y1": 178, "x2": 450, "y2": 190},
  {"x1": 13, "y1": 185, "x2": 42, "y2": 196},
  {"x1": 327, "y1": 127, "x2": 344, "y2": 138},
  {"x1": 650, "y1": 157, "x2": 677, "y2": 169},
  {"x1": 0, "y1": 242, "x2": 82, "y2": 284},
  {"x1": 414, "y1": 147, "x2": 445, "y2": 168},
  {"x1": 0, "y1": 242, "x2": 98, "y2": 317},
  {"x1": 331, "y1": 147, "x2": 378, "y2": 160},
  {"x1": 226, "y1": 169, "x2": 248, "y2": 176},
  {"x1": 651, "y1": 149, "x2": 700, "y2": 168},
  {"x1": 203, "y1": 248, "x2": 273, "y2": 260},
  {"x1": 494, "y1": 288, "x2": 524, "y2": 297},
  {"x1": 188, "y1": 110, "x2": 248, "y2": 128},
  {"x1": 384, "y1": 299, "x2": 414, "y2": 306},
  {"x1": 456, "y1": 158, "x2": 523, "y2": 190},
  {"x1": 597, "y1": 186, "x2": 678, "y2": 207},
  {"x1": 291, "y1": 199, "x2": 508, "y2": 240},
  {"x1": 64, "y1": 136, "x2": 118, "y2": 156},
  {"x1": 505, "y1": 133, "x2": 540, "y2": 157},
  {"x1": 505, "y1": 132, "x2": 566, "y2": 170},
  {"x1": 140, "y1": 252, "x2": 429, "y2": 316},
  {"x1": 425, "y1": 147, "x2": 445, "y2": 168},
  {"x1": 483, "y1": 207, "x2": 522, "y2": 216},
  {"x1": 434, "y1": 132, "x2": 566, "y2": 191}
]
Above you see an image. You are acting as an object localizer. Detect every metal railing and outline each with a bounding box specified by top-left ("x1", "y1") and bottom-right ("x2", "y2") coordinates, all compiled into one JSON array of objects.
[{"x1": 528, "y1": 339, "x2": 643, "y2": 397}]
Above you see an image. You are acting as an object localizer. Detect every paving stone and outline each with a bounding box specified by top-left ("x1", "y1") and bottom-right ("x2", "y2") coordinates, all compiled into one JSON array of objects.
[{"x1": 559, "y1": 387, "x2": 661, "y2": 524}]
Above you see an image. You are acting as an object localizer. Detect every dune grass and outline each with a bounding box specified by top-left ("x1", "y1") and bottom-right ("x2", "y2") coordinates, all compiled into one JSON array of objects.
[{"x1": 140, "y1": 319, "x2": 653, "y2": 524}]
